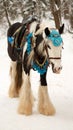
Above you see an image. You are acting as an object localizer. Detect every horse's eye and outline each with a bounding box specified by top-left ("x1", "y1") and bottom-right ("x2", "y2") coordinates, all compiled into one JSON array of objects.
[
  {"x1": 48, "y1": 45, "x2": 51, "y2": 49},
  {"x1": 62, "y1": 46, "x2": 64, "y2": 49}
]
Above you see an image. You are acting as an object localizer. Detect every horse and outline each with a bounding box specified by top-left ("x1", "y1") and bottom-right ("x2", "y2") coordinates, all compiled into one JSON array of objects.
[{"x1": 7, "y1": 17, "x2": 64, "y2": 115}]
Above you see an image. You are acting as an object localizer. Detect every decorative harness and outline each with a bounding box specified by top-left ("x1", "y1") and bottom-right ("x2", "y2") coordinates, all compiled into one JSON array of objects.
[
  {"x1": 8, "y1": 17, "x2": 39, "y2": 62},
  {"x1": 26, "y1": 33, "x2": 49, "y2": 75},
  {"x1": 26, "y1": 29, "x2": 63, "y2": 75},
  {"x1": 8, "y1": 23, "x2": 30, "y2": 62},
  {"x1": 8, "y1": 23, "x2": 63, "y2": 75}
]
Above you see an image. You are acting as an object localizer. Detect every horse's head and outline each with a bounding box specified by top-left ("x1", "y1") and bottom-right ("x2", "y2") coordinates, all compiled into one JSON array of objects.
[{"x1": 43, "y1": 24, "x2": 64, "y2": 74}]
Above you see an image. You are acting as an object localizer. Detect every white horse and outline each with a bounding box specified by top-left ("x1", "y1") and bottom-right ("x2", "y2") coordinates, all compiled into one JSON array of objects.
[{"x1": 7, "y1": 18, "x2": 64, "y2": 115}]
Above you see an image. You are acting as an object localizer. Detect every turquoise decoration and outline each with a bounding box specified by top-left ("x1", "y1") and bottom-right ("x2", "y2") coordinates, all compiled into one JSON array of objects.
[
  {"x1": 26, "y1": 33, "x2": 49, "y2": 75},
  {"x1": 48, "y1": 30, "x2": 63, "y2": 47},
  {"x1": 8, "y1": 36, "x2": 22, "y2": 50},
  {"x1": 32, "y1": 60, "x2": 48, "y2": 75},
  {"x1": 26, "y1": 33, "x2": 33, "y2": 55},
  {"x1": 8, "y1": 37, "x2": 14, "y2": 45}
]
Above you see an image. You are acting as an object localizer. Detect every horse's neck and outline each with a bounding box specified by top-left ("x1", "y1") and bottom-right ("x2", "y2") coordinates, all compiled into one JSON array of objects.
[{"x1": 29, "y1": 21, "x2": 38, "y2": 33}]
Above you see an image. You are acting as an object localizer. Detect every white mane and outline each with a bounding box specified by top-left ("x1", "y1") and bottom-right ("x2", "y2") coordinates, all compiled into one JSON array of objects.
[
  {"x1": 35, "y1": 20, "x2": 50, "y2": 35},
  {"x1": 30, "y1": 21, "x2": 38, "y2": 33}
]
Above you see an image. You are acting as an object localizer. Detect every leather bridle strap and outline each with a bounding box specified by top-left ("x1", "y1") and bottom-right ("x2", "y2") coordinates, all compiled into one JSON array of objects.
[
  {"x1": 43, "y1": 41, "x2": 49, "y2": 62},
  {"x1": 43, "y1": 40, "x2": 61, "y2": 62},
  {"x1": 49, "y1": 57, "x2": 61, "y2": 60}
]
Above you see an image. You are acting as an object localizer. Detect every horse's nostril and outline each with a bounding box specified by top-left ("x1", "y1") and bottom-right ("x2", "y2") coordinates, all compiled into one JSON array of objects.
[
  {"x1": 60, "y1": 66, "x2": 62, "y2": 70},
  {"x1": 58, "y1": 66, "x2": 62, "y2": 70},
  {"x1": 53, "y1": 67, "x2": 62, "y2": 73},
  {"x1": 53, "y1": 68, "x2": 56, "y2": 73},
  {"x1": 58, "y1": 67, "x2": 61, "y2": 70}
]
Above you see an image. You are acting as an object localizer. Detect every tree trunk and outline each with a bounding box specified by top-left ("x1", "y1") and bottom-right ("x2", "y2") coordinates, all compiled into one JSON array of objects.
[
  {"x1": 36, "y1": 0, "x2": 42, "y2": 20},
  {"x1": 3, "y1": 0, "x2": 11, "y2": 27},
  {"x1": 50, "y1": 0, "x2": 61, "y2": 29},
  {"x1": 70, "y1": 3, "x2": 73, "y2": 29},
  {"x1": 70, "y1": 14, "x2": 73, "y2": 29},
  {"x1": 64, "y1": 1, "x2": 69, "y2": 19}
]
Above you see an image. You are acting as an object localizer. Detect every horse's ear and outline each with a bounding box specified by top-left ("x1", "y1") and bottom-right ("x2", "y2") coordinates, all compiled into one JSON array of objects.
[
  {"x1": 59, "y1": 24, "x2": 64, "y2": 34},
  {"x1": 44, "y1": 27, "x2": 50, "y2": 36}
]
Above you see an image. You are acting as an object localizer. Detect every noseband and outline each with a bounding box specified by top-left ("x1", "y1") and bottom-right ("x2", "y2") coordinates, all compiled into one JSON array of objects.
[{"x1": 49, "y1": 57, "x2": 61, "y2": 60}]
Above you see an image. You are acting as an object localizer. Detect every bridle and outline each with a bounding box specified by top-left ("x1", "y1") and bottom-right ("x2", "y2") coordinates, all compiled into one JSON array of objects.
[
  {"x1": 43, "y1": 40, "x2": 61, "y2": 64},
  {"x1": 49, "y1": 57, "x2": 61, "y2": 60}
]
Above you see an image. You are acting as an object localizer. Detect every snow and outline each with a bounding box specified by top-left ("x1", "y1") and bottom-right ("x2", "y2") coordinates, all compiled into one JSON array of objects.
[{"x1": 0, "y1": 27, "x2": 73, "y2": 130}]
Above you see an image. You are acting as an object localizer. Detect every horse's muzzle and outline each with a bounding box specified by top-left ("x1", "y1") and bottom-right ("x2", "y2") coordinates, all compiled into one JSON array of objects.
[
  {"x1": 53, "y1": 67, "x2": 62, "y2": 74},
  {"x1": 51, "y1": 63, "x2": 62, "y2": 74}
]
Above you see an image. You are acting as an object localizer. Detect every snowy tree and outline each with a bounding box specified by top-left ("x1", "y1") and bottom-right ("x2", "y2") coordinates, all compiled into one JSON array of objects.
[
  {"x1": 62, "y1": 0, "x2": 69, "y2": 19},
  {"x1": 0, "y1": 0, "x2": 25, "y2": 26},
  {"x1": 0, "y1": 0, "x2": 11, "y2": 26},
  {"x1": 69, "y1": 0, "x2": 73, "y2": 30},
  {"x1": 22, "y1": 0, "x2": 50, "y2": 21},
  {"x1": 49, "y1": 0, "x2": 62, "y2": 29},
  {"x1": 0, "y1": 0, "x2": 73, "y2": 33}
]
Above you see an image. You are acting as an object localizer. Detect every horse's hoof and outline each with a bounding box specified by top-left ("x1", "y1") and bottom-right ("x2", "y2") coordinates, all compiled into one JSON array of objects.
[
  {"x1": 38, "y1": 103, "x2": 56, "y2": 116},
  {"x1": 9, "y1": 89, "x2": 19, "y2": 98},
  {"x1": 18, "y1": 103, "x2": 32, "y2": 115}
]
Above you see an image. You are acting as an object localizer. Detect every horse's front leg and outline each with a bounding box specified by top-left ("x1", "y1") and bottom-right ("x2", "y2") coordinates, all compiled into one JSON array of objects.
[
  {"x1": 38, "y1": 72, "x2": 56, "y2": 115},
  {"x1": 18, "y1": 71, "x2": 33, "y2": 115},
  {"x1": 9, "y1": 61, "x2": 22, "y2": 98}
]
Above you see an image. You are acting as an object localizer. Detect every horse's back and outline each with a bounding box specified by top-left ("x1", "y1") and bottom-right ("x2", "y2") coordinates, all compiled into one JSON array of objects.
[
  {"x1": 7, "y1": 22, "x2": 22, "y2": 36},
  {"x1": 7, "y1": 22, "x2": 22, "y2": 61}
]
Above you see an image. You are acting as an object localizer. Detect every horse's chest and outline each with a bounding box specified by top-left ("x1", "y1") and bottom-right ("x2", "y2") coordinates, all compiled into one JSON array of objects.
[{"x1": 32, "y1": 59, "x2": 48, "y2": 75}]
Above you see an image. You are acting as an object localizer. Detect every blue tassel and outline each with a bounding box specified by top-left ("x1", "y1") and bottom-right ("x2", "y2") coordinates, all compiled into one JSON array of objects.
[
  {"x1": 8, "y1": 37, "x2": 14, "y2": 45},
  {"x1": 48, "y1": 30, "x2": 63, "y2": 47},
  {"x1": 26, "y1": 33, "x2": 33, "y2": 54},
  {"x1": 32, "y1": 60, "x2": 48, "y2": 75}
]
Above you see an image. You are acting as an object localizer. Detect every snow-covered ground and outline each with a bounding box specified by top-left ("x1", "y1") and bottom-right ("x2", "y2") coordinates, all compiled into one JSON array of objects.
[{"x1": 0, "y1": 26, "x2": 73, "y2": 130}]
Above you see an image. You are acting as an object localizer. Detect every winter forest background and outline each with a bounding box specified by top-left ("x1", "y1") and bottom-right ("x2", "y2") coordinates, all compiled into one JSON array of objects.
[
  {"x1": 0, "y1": 0, "x2": 73, "y2": 32},
  {"x1": 0, "y1": 0, "x2": 73, "y2": 130}
]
